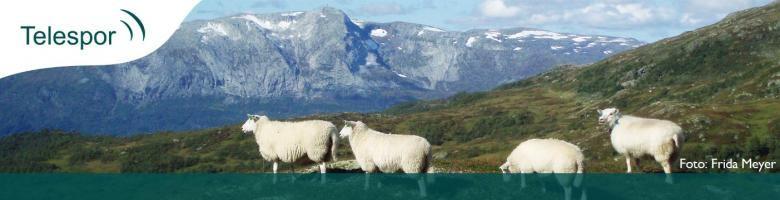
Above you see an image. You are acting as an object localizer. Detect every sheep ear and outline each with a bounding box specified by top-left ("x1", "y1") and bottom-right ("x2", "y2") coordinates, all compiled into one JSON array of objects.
[{"x1": 597, "y1": 109, "x2": 602, "y2": 115}]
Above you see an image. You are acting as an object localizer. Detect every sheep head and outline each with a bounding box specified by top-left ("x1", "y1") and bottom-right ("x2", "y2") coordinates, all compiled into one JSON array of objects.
[
  {"x1": 340, "y1": 120, "x2": 366, "y2": 138},
  {"x1": 339, "y1": 120, "x2": 356, "y2": 138},
  {"x1": 241, "y1": 114, "x2": 270, "y2": 133},
  {"x1": 597, "y1": 108, "x2": 621, "y2": 127}
]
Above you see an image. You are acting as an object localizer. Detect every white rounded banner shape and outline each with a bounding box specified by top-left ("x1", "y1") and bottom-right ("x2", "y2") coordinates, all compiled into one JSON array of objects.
[{"x1": 0, "y1": 0, "x2": 202, "y2": 78}]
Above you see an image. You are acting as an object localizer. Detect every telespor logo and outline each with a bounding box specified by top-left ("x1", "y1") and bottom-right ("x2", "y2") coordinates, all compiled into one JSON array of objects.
[{"x1": 20, "y1": 9, "x2": 145, "y2": 50}]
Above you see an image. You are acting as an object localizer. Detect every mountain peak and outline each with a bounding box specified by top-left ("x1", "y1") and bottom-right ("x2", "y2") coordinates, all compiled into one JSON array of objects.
[
  {"x1": 319, "y1": 6, "x2": 347, "y2": 15},
  {"x1": 0, "y1": 7, "x2": 644, "y2": 136}
]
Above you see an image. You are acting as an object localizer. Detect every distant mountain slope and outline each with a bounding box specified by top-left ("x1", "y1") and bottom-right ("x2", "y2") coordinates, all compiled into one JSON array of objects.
[
  {"x1": 0, "y1": 7, "x2": 642, "y2": 136},
  {"x1": 378, "y1": 2, "x2": 780, "y2": 171},
  {"x1": 1, "y1": 3, "x2": 778, "y2": 173}
]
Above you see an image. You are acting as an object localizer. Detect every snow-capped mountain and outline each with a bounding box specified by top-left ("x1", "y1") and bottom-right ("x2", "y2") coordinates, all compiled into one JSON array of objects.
[{"x1": 0, "y1": 7, "x2": 644, "y2": 135}]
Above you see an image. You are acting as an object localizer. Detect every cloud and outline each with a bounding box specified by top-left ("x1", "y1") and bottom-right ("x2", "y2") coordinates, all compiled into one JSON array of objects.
[
  {"x1": 685, "y1": 0, "x2": 754, "y2": 12},
  {"x1": 446, "y1": 0, "x2": 772, "y2": 41},
  {"x1": 480, "y1": 0, "x2": 521, "y2": 18},
  {"x1": 462, "y1": 1, "x2": 675, "y2": 29},
  {"x1": 679, "y1": 0, "x2": 764, "y2": 25},
  {"x1": 679, "y1": 13, "x2": 702, "y2": 25},
  {"x1": 563, "y1": 3, "x2": 675, "y2": 28},
  {"x1": 458, "y1": 0, "x2": 771, "y2": 30},
  {"x1": 358, "y1": 2, "x2": 418, "y2": 16},
  {"x1": 615, "y1": 4, "x2": 653, "y2": 23}
]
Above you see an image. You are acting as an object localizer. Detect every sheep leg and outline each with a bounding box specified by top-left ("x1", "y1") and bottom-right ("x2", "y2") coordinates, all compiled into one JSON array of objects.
[
  {"x1": 364, "y1": 172, "x2": 371, "y2": 190},
  {"x1": 272, "y1": 162, "x2": 279, "y2": 184},
  {"x1": 520, "y1": 173, "x2": 527, "y2": 188},
  {"x1": 634, "y1": 158, "x2": 641, "y2": 170},
  {"x1": 318, "y1": 163, "x2": 327, "y2": 184},
  {"x1": 290, "y1": 164, "x2": 297, "y2": 183},
  {"x1": 418, "y1": 177, "x2": 428, "y2": 197},
  {"x1": 625, "y1": 157, "x2": 633, "y2": 173},
  {"x1": 660, "y1": 160, "x2": 674, "y2": 184},
  {"x1": 500, "y1": 162, "x2": 511, "y2": 182},
  {"x1": 563, "y1": 186, "x2": 572, "y2": 200},
  {"x1": 660, "y1": 160, "x2": 671, "y2": 174},
  {"x1": 319, "y1": 163, "x2": 327, "y2": 173}
]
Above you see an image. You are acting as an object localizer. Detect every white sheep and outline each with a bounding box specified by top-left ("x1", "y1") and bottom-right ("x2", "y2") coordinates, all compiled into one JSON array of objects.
[
  {"x1": 339, "y1": 120, "x2": 432, "y2": 196},
  {"x1": 500, "y1": 138, "x2": 585, "y2": 200},
  {"x1": 597, "y1": 108, "x2": 684, "y2": 180},
  {"x1": 241, "y1": 114, "x2": 339, "y2": 174}
]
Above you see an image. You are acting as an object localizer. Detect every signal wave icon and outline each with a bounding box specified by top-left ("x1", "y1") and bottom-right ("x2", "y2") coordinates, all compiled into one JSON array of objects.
[{"x1": 119, "y1": 9, "x2": 145, "y2": 41}]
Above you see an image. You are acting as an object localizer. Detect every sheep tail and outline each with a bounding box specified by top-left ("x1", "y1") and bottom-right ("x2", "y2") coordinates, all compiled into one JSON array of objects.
[
  {"x1": 329, "y1": 127, "x2": 339, "y2": 162},
  {"x1": 422, "y1": 147, "x2": 432, "y2": 173},
  {"x1": 423, "y1": 147, "x2": 436, "y2": 183},
  {"x1": 672, "y1": 133, "x2": 682, "y2": 149},
  {"x1": 669, "y1": 133, "x2": 684, "y2": 163}
]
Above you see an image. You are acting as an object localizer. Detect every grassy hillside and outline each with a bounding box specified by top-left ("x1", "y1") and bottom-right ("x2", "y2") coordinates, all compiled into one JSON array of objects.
[{"x1": 2, "y1": 3, "x2": 779, "y2": 173}]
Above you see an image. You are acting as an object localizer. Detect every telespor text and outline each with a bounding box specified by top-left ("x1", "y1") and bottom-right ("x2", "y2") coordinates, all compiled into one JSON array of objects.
[{"x1": 21, "y1": 26, "x2": 116, "y2": 50}]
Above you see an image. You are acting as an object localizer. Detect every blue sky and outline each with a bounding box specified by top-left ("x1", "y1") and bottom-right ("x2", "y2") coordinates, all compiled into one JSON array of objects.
[{"x1": 187, "y1": 0, "x2": 774, "y2": 42}]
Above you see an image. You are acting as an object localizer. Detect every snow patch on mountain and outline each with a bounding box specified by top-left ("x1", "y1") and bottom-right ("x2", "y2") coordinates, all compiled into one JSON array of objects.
[
  {"x1": 371, "y1": 29, "x2": 388, "y2": 37},
  {"x1": 281, "y1": 11, "x2": 304, "y2": 17},
  {"x1": 424, "y1": 26, "x2": 444, "y2": 32},
  {"x1": 393, "y1": 71, "x2": 408, "y2": 78},
  {"x1": 197, "y1": 22, "x2": 229, "y2": 43},
  {"x1": 485, "y1": 31, "x2": 502, "y2": 42},
  {"x1": 604, "y1": 38, "x2": 629, "y2": 43},
  {"x1": 365, "y1": 53, "x2": 379, "y2": 65},
  {"x1": 233, "y1": 14, "x2": 294, "y2": 31},
  {"x1": 571, "y1": 36, "x2": 591, "y2": 43},
  {"x1": 352, "y1": 19, "x2": 366, "y2": 28},
  {"x1": 465, "y1": 37, "x2": 477, "y2": 47},
  {"x1": 506, "y1": 30, "x2": 568, "y2": 40},
  {"x1": 416, "y1": 26, "x2": 445, "y2": 36},
  {"x1": 278, "y1": 21, "x2": 293, "y2": 29},
  {"x1": 198, "y1": 22, "x2": 228, "y2": 36}
]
